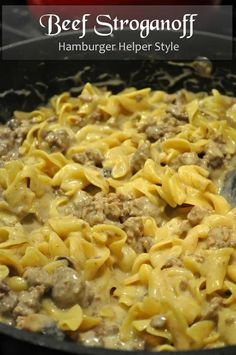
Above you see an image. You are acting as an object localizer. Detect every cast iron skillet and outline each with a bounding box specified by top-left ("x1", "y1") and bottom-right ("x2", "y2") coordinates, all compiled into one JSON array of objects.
[{"x1": 1, "y1": 32, "x2": 236, "y2": 355}]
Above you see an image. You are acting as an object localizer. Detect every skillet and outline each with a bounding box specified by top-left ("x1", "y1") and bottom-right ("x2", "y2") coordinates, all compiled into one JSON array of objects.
[{"x1": 0, "y1": 31, "x2": 236, "y2": 355}]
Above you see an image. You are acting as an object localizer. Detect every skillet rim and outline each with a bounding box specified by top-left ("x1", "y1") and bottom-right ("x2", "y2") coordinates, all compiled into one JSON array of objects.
[{"x1": 1, "y1": 322, "x2": 236, "y2": 355}]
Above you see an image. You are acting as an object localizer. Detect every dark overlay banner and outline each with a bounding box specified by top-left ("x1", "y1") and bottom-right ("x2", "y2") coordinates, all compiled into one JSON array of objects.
[{"x1": 1, "y1": 5, "x2": 233, "y2": 60}]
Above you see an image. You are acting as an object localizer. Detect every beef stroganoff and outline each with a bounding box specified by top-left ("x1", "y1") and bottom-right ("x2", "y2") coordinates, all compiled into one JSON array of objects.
[{"x1": 1, "y1": 84, "x2": 236, "y2": 350}]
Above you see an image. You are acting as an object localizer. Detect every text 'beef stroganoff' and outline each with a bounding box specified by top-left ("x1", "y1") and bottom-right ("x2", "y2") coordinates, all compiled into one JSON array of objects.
[{"x1": 1, "y1": 84, "x2": 236, "y2": 350}]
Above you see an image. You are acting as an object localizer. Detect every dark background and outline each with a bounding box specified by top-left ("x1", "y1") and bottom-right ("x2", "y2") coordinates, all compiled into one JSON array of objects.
[{"x1": 0, "y1": 1, "x2": 235, "y2": 47}]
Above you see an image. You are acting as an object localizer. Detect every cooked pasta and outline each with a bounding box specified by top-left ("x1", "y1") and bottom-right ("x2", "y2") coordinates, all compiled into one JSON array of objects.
[{"x1": 1, "y1": 83, "x2": 236, "y2": 350}]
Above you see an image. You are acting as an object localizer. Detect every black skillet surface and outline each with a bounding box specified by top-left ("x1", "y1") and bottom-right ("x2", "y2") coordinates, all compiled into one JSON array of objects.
[{"x1": 1, "y1": 32, "x2": 236, "y2": 355}]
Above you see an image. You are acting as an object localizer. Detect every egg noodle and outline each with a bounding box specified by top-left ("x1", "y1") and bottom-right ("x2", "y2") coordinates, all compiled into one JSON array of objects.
[{"x1": 1, "y1": 84, "x2": 236, "y2": 351}]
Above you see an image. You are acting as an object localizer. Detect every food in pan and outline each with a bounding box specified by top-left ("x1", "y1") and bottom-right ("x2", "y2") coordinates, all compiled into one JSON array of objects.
[{"x1": 1, "y1": 84, "x2": 236, "y2": 351}]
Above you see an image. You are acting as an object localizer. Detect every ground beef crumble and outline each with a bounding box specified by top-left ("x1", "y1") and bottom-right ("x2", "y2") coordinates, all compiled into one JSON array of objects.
[
  {"x1": 187, "y1": 206, "x2": 209, "y2": 226},
  {"x1": 200, "y1": 134, "x2": 232, "y2": 170},
  {"x1": 13, "y1": 285, "x2": 46, "y2": 317},
  {"x1": 41, "y1": 129, "x2": 71, "y2": 153},
  {"x1": 72, "y1": 149, "x2": 104, "y2": 167},
  {"x1": 65, "y1": 192, "x2": 163, "y2": 227},
  {"x1": 61, "y1": 192, "x2": 163, "y2": 253},
  {"x1": 0, "y1": 119, "x2": 31, "y2": 164},
  {"x1": 23, "y1": 267, "x2": 52, "y2": 290},
  {"x1": 207, "y1": 226, "x2": 236, "y2": 249},
  {"x1": 0, "y1": 282, "x2": 18, "y2": 314},
  {"x1": 123, "y1": 217, "x2": 144, "y2": 253},
  {"x1": 138, "y1": 115, "x2": 184, "y2": 142},
  {"x1": 52, "y1": 266, "x2": 93, "y2": 308},
  {"x1": 167, "y1": 104, "x2": 188, "y2": 122},
  {"x1": 163, "y1": 133, "x2": 233, "y2": 174},
  {"x1": 130, "y1": 141, "x2": 150, "y2": 173},
  {"x1": 170, "y1": 152, "x2": 205, "y2": 170},
  {"x1": 0, "y1": 265, "x2": 92, "y2": 323}
]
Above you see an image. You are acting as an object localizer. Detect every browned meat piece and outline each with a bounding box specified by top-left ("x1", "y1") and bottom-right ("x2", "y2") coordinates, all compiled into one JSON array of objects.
[
  {"x1": 71, "y1": 192, "x2": 126, "y2": 226},
  {"x1": 72, "y1": 149, "x2": 104, "y2": 167},
  {"x1": 42, "y1": 129, "x2": 71, "y2": 153},
  {"x1": 52, "y1": 266, "x2": 83, "y2": 307},
  {"x1": 6, "y1": 119, "x2": 31, "y2": 147},
  {"x1": 205, "y1": 142, "x2": 224, "y2": 168},
  {"x1": 69, "y1": 191, "x2": 103, "y2": 225},
  {"x1": 207, "y1": 226, "x2": 236, "y2": 249},
  {"x1": 23, "y1": 267, "x2": 52, "y2": 290},
  {"x1": 187, "y1": 206, "x2": 209, "y2": 226},
  {"x1": 123, "y1": 217, "x2": 144, "y2": 253},
  {"x1": 103, "y1": 193, "x2": 128, "y2": 221},
  {"x1": 123, "y1": 217, "x2": 156, "y2": 253},
  {"x1": 69, "y1": 192, "x2": 163, "y2": 227},
  {"x1": 73, "y1": 109, "x2": 106, "y2": 129},
  {"x1": 125, "y1": 196, "x2": 162, "y2": 223},
  {"x1": 203, "y1": 138, "x2": 228, "y2": 169},
  {"x1": 80, "y1": 200, "x2": 104, "y2": 225},
  {"x1": 167, "y1": 104, "x2": 188, "y2": 121},
  {"x1": 0, "y1": 121, "x2": 28, "y2": 162},
  {"x1": 0, "y1": 282, "x2": 18, "y2": 314},
  {"x1": 150, "y1": 314, "x2": 167, "y2": 329},
  {"x1": 202, "y1": 297, "x2": 222, "y2": 321},
  {"x1": 73, "y1": 192, "x2": 125, "y2": 225},
  {"x1": 0, "y1": 291, "x2": 18, "y2": 314},
  {"x1": 13, "y1": 285, "x2": 45, "y2": 317},
  {"x1": 130, "y1": 141, "x2": 150, "y2": 173},
  {"x1": 139, "y1": 115, "x2": 183, "y2": 142},
  {"x1": 51, "y1": 266, "x2": 93, "y2": 308},
  {"x1": 123, "y1": 217, "x2": 143, "y2": 240},
  {"x1": 145, "y1": 125, "x2": 165, "y2": 141},
  {"x1": 14, "y1": 121, "x2": 31, "y2": 145},
  {"x1": 170, "y1": 152, "x2": 204, "y2": 170}
]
